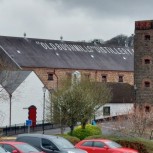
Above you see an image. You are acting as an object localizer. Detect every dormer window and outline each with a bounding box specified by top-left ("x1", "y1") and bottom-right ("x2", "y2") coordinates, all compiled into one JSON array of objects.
[{"x1": 145, "y1": 35, "x2": 150, "y2": 40}]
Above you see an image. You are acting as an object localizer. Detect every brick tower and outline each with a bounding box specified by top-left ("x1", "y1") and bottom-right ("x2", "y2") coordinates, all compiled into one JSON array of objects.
[{"x1": 134, "y1": 20, "x2": 153, "y2": 106}]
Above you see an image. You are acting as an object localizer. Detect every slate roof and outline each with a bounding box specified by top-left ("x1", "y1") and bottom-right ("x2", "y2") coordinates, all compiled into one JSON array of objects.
[
  {"x1": 0, "y1": 71, "x2": 31, "y2": 94},
  {"x1": 0, "y1": 36, "x2": 134, "y2": 71},
  {"x1": 108, "y1": 83, "x2": 134, "y2": 103},
  {"x1": 0, "y1": 47, "x2": 20, "y2": 70}
]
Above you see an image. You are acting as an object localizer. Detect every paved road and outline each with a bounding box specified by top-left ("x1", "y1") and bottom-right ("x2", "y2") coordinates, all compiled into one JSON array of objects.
[
  {"x1": 7, "y1": 121, "x2": 118, "y2": 138},
  {"x1": 32, "y1": 122, "x2": 117, "y2": 135}
]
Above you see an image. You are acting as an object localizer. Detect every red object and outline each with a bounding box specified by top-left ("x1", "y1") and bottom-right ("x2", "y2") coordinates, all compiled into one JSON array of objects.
[
  {"x1": 75, "y1": 139, "x2": 138, "y2": 153},
  {"x1": 0, "y1": 141, "x2": 44, "y2": 153},
  {"x1": 28, "y1": 105, "x2": 37, "y2": 126},
  {"x1": 135, "y1": 21, "x2": 152, "y2": 30}
]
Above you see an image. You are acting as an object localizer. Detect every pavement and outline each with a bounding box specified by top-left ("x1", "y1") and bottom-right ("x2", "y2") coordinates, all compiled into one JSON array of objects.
[{"x1": 0, "y1": 122, "x2": 116, "y2": 140}]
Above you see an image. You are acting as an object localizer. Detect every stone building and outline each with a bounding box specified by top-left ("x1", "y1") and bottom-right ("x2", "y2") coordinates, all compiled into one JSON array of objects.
[
  {"x1": 0, "y1": 35, "x2": 135, "y2": 120},
  {"x1": 134, "y1": 20, "x2": 153, "y2": 107},
  {"x1": 0, "y1": 35, "x2": 134, "y2": 90}
]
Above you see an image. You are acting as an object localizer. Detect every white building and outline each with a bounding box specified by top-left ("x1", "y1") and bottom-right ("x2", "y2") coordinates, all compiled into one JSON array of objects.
[
  {"x1": 0, "y1": 71, "x2": 50, "y2": 127},
  {"x1": 95, "y1": 83, "x2": 134, "y2": 121}
]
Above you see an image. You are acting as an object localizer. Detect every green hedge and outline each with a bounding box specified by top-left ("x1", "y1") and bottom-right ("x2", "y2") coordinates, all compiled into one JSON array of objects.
[
  {"x1": 68, "y1": 124, "x2": 102, "y2": 140},
  {"x1": 85, "y1": 135, "x2": 153, "y2": 153},
  {"x1": 58, "y1": 133, "x2": 153, "y2": 153}
]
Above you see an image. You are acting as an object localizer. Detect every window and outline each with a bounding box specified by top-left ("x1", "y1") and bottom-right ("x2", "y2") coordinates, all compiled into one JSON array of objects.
[
  {"x1": 82, "y1": 141, "x2": 93, "y2": 147},
  {"x1": 144, "y1": 59, "x2": 151, "y2": 64},
  {"x1": 93, "y1": 141, "x2": 105, "y2": 148},
  {"x1": 41, "y1": 138, "x2": 57, "y2": 150},
  {"x1": 118, "y1": 75, "x2": 123, "y2": 83},
  {"x1": 3, "y1": 144, "x2": 16, "y2": 153},
  {"x1": 66, "y1": 72, "x2": 72, "y2": 80},
  {"x1": 145, "y1": 106, "x2": 150, "y2": 112},
  {"x1": 103, "y1": 106, "x2": 110, "y2": 116},
  {"x1": 142, "y1": 56, "x2": 152, "y2": 65},
  {"x1": 144, "y1": 81, "x2": 150, "y2": 87},
  {"x1": 84, "y1": 74, "x2": 90, "y2": 80},
  {"x1": 48, "y1": 73, "x2": 53, "y2": 81},
  {"x1": 102, "y1": 75, "x2": 107, "y2": 82},
  {"x1": 14, "y1": 144, "x2": 39, "y2": 152},
  {"x1": 145, "y1": 35, "x2": 150, "y2": 40}
]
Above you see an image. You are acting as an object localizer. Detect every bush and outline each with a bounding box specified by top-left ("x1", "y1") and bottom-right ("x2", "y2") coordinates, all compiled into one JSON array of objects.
[
  {"x1": 69, "y1": 124, "x2": 102, "y2": 140},
  {"x1": 56, "y1": 134, "x2": 80, "y2": 145},
  {"x1": 62, "y1": 135, "x2": 80, "y2": 145},
  {"x1": 85, "y1": 135, "x2": 153, "y2": 153}
]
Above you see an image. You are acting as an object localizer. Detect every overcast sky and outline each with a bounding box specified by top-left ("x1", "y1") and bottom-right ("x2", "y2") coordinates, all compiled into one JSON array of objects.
[{"x1": 0, "y1": 0, "x2": 153, "y2": 41}]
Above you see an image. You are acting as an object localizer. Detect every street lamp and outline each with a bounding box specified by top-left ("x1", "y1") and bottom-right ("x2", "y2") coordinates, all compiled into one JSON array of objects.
[
  {"x1": 42, "y1": 86, "x2": 46, "y2": 134},
  {"x1": 9, "y1": 94, "x2": 12, "y2": 128}
]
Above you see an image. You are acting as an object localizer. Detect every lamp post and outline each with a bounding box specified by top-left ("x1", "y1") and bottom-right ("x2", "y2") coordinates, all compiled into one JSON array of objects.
[
  {"x1": 9, "y1": 94, "x2": 12, "y2": 128},
  {"x1": 42, "y1": 86, "x2": 46, "y2": 134}
]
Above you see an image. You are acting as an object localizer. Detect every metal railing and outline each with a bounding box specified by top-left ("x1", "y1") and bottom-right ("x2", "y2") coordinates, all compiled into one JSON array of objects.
[{"x1": 1, "y1": 121, "x2": 60, "y2": 136}]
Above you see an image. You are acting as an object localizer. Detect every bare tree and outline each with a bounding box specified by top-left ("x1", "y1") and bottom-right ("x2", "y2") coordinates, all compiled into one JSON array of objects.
[
  {"x1": 109, "y1": 104, "x2": 153, "y2": 139},
  {"x1": 47, "y1": 77, "x2": 112, "y2": 134}
]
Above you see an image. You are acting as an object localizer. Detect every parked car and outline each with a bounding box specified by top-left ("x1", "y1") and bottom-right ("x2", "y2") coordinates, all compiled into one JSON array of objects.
[
  {"x1": 16, "y1": 134, "x2": 87, "y2": 153},
  {"x1": 0, "y1": 146, "x2": 10, "y2": 153},
  {"x1": 0, "y1": 141, "x2": 44, "y2": 153},
  {"x1": 75, "y1": 139, "x2": 138, "y2": 153}
]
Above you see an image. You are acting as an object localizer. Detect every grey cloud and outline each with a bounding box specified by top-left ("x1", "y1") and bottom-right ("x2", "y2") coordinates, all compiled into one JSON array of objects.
[
  {"x1": 0, "y1": 0, "x2": 152, "y2": 41},
  {"x1": 54, "y1": 0, "x2": 153, "y2": 19}
]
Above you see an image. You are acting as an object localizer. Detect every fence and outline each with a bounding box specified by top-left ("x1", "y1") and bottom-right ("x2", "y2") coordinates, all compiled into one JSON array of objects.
[{"x1": 1, "y1": 120, "x2": 61, "y2": 136}]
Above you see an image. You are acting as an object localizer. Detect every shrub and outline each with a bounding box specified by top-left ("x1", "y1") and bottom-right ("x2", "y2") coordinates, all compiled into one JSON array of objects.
[
  {"x1": 62, "y1": 135, "x2": 80, "y2": 145},
  {"x1": 56, "y1": 134, "x2": 80, "y2": 145},
  {"x1": 69, "y1": 124, "x2": 102, "y2": 140},
  {"x1": 85, "y1": 135, "x2": 153, "y2": 153}
]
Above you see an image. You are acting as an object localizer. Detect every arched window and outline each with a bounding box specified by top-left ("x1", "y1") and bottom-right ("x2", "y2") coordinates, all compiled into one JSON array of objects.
[
  {"x1": 144, "y1": 59, "x2": 151, "y2": 64},
  {"x1": 142, "y1": 56, "x2": 152, "y2": 65},
  {"x1": 144, "y1": 81, "x2": 150, "y2": 87},
  {"x1": 142, "y1": 79, "x2": 152, "y2": 89}
]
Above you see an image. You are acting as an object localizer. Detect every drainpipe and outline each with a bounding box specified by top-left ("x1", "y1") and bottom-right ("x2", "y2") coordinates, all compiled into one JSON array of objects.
[
  {"x1": 95, "y1": 70, "x2": 98, "y2": 81},
  {"x1": 53, "y1": 69, "x2": 59, "y2": 89}
]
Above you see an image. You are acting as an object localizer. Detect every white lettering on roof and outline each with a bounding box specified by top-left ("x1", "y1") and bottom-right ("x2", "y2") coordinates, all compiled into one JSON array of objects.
[{"x1": 35, "y1": 41, "x2": 133, "y2": 55}]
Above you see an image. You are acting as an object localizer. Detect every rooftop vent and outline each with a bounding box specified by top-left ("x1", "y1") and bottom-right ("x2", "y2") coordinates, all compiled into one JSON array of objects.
[
  {"x1": 17, "y1": 50, "x2": 21, "y2": 54},
  {"x1": 56, "y1": 52, "x2": 59, "y2": 56},
  {"x1": 91, "y1": 55, "x2": 94, "y2": 58},
  {"x1": 60, "y1": 35, "x2": 63, "y2": 42},
  {"x1": 24, "y1": 32, "x2": 26, "y2": 38}
]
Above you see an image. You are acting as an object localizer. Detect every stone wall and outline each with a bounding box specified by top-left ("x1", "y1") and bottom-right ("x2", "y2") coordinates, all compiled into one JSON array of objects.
[
  {"x1": 134, "y1": 28, "x2": 153, "y2": 103},
  {"x1": 23, "y1": 67, "x2": 134, "y2": 90}
]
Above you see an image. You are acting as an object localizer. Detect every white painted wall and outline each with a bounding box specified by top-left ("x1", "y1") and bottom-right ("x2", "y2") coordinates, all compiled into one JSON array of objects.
[
  {"x1": 0, "y1": 72, "x2": 50, "y2": 127},
  {"x1": 95, "y1": 103, "x2": 134, "y2": 120}
]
